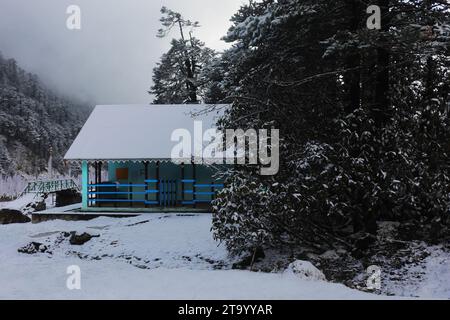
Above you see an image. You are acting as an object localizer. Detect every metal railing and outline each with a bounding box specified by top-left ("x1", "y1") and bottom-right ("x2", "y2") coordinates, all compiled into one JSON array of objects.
[{"x1": 22, "y1": 179, "x2": 80, "y2": 196}]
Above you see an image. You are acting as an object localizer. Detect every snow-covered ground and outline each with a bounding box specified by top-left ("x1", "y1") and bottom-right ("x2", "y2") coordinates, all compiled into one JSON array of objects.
[
  {"x1": 0, "y1": 213, "x2": 383, "y2": 300},
  {"x1": 382, "y1": 244, "x2": 450, "y2": 299},
  {"x1": 0, "y1": 193, "x2": 37, "y2": 210},
  {"x1": 0, "y1": 193, "x2": 54, "y2": 215}
]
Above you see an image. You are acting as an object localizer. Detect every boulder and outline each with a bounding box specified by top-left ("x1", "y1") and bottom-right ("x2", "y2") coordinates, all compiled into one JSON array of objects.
[
  {"x1": 284, "y1": 260, "x2": 327, "y2": 281},
  {"x1": 0, "y1": 209, "x2": 31, "y2": 224},
  {"x1": 31, "y1": 201, "x2": 46, "y2": 212},
  {"x1": 69, "y1": 232, "x2": 99, "y2": 245},
  {"x1": 18, "y1": 242, "x2": 49, "y2": 254}
]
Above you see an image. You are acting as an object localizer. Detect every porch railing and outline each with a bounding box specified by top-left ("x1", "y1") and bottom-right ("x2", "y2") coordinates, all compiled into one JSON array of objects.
[
  {"x1": 181, "y1": 180, "x2": 224, "y2": 205},
  {"x1": 87, "y1": 179, "x2": 223, "y2": 208}
]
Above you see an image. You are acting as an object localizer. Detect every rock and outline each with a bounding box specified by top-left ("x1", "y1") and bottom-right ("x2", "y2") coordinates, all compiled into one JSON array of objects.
[
  {"x1": 69, "y1": 232, "x2": 99, "y2": 245},
  {"x1": 0, "y1": 209, "x2": 31, "y2": 224},
  {"x1": 284, "y1": 260, "x2": 327, "y2": 281},
  {"x1": 31, "y1": 201, "x2": 46, "y2": 212},
  {"x1": 320, "y1": 250, "x2": 340, "y2": 260},
  {"x1": 18, "y1": 242, "x2": 49, "y2": 254}
]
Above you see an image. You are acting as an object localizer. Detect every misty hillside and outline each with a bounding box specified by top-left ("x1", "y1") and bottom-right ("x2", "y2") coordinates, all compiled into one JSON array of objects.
[{"x1": 0, "y1": 51, "x2": 91, "y2": 177}]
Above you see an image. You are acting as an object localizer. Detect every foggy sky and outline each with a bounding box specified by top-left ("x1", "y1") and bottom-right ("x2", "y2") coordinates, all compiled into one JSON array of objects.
[{"x1": 0, "y1": 0, "x2": 244, "y2": 105}]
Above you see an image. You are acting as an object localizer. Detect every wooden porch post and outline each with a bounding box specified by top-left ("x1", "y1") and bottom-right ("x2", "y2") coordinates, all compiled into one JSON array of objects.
[
  {"x1": 181, "y1": 162, "x2": 185, "y2": 205},
  {"x1": 156, "y1": 161, "x2": 160, "y2": 205},
  {"x1": 98, "y1": 161, "x2": 102, "y2": 184},
  {"x1": 192, "y1": 160, "x2": 196, "y2": 208},
  {"x1": 94, "y1": 162, "x2": 99, "y2": 207},
  {"x1": 82, "y1": 161, "x2": 89, "y2": 209},
  {"x1": 144, "y1": 161, "x2": 149, "y2": 208},
  {"x1": 129, "y1": 181, "x2": 133, "y2": 208},
  {"x1": 97, "y1": 161, "x2": 102, "y2": 208},
  {"x1": 94, "y1": 162, "x2": 98, "y2": 185}
]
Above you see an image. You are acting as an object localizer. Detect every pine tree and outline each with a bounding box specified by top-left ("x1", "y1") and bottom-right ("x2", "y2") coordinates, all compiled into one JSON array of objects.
[{"x1": 150, "y1": 7, "x2": 216, "y2": 104}]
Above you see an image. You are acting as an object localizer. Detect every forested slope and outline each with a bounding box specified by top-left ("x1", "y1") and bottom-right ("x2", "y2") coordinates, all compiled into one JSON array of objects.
[{"x1": 0, "y1": 51, "x2": 90, "y2": 176}]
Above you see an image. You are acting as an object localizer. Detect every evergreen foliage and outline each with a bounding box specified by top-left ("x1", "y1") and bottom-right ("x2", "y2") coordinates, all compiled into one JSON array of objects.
[
  {"x1": 209, "y1": 0, "x2": 450, "y2": 255},
  {"x1": 0, "y1": 52, "x2": 90, "y2": 176},
  {"x1": 150, "y1": 7, "x2": 216, "y2": 104}
]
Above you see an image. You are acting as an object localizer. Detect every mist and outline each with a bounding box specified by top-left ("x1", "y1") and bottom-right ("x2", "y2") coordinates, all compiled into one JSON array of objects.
[{"x1": 0, "y1": 0, "x2": 244, "y2": 105}]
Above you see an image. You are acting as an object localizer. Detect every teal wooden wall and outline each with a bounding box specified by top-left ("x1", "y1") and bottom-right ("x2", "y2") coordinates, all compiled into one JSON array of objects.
[{"x1": 81, "y1": 161, "x2": 223, "y2": 209}]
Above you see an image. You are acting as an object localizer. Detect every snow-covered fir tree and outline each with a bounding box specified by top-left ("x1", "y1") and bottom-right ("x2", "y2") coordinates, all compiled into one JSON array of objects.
[{"x1": 208, "y1": 0, "x2": 450, "y2": 256}]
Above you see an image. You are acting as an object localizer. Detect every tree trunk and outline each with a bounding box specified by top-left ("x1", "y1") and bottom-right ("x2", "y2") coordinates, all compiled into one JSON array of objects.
[{"x1": 184, "y1": 57, "x2": 197, "y2": 103}]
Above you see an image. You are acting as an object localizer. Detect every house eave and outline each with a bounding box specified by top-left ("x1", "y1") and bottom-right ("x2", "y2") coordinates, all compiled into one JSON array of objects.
[{"x1": 64, "y1": 158, "x2": 175, "y2": 164}]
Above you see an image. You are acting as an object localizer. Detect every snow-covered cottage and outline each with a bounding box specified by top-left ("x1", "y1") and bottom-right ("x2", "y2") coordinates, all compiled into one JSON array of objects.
[{"x1": 64, "y1": 105, "x2": 227, "y2": 212}]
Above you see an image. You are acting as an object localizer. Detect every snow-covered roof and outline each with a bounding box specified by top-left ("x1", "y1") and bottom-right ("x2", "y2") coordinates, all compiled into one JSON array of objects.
[{"x1": 64, "y1": 104, "x2": 227, "y2": 161}]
